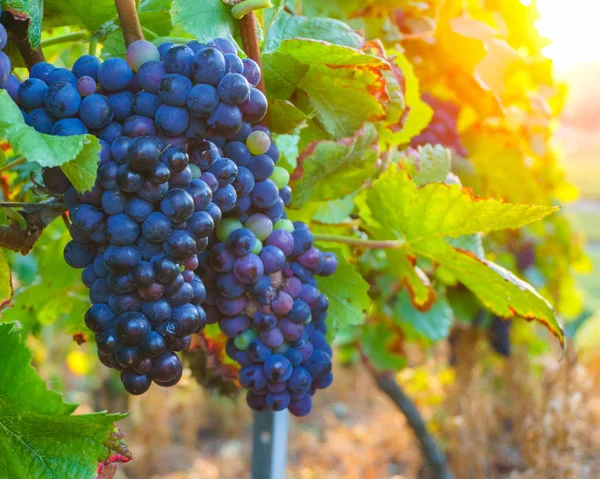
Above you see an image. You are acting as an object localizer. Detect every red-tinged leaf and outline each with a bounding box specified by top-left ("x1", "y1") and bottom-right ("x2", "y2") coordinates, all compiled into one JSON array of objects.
[
  {"x1": 290, "y1": 123, "x2": 379, "y2": 207},
  {"x1": 186, "y1": 329, "x2": 240, "y2": 396}
]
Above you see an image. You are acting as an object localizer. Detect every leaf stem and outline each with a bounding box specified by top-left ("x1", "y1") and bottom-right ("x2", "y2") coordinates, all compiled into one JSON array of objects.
[
  {"x1": 40, "y1": 31, "x2": 88, "y2": 48},
  {"x1": 232, "y1": 0, "x2": 273, "y2": 19},
  {"x1": 89, "y1": 38, "x2": 98, "y2": 56},
  {"x1": 0, "y1": 158, "x2": 26, "y2": 173},
  {"x1": 313, "y1": 233, "x2": 405, "y2": 249},
  {"x1": 141, "y1": 27, "x2": 159, "y2": 40}
]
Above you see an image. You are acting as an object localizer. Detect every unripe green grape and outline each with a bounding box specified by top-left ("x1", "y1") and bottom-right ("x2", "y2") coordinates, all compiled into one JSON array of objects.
[
  {"x1": 189, "y1": 164, "x2": 201, "y2": 179},
  {"x1": 245, "y1": 213, "x2": 273, "y2": 241},
  {"x1": 270, "y1": 166, "x2": 290, "y2": 189},
  {"x1": 246, "y1": 130, "x2": 271, "y2": 155},
  {"x1": 127, "y1": 40, "x2": 160, "y2": 72},
  {"x1": 234, "y1": 329, "x2": 258, "y2": 350},
  {"x1": 274, "y1": 219, "x2": 294, "y2": 232},
  {"x1": 126, "y1": 40, "x2": 160, "y2": 72},
  {"x1": 216, "y1": 218, "x2": 244, "y2": 242},
  {"x1": 251, "y1": 239, "x2": 263, "y2": 255}
]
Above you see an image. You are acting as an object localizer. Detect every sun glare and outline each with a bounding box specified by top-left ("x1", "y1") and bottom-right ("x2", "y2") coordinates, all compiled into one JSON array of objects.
[{"x1": 535, "y1": 0, "x2": 600, "y2": 69}]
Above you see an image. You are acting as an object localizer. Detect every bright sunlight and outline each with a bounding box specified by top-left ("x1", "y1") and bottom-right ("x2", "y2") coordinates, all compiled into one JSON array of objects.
[{"x1": 536, "y1": 0, "x2": 600, "y2": 68}]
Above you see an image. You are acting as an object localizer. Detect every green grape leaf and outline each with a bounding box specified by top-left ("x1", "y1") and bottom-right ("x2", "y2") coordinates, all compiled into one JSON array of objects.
[
  {"x1": 406, "y1": 144, "x2": 452, "y2": 186},
  {"x1": 263, "y1": 11, "x2": 363, "y2": 52},
  {"x1": 139, "y1": 0, "x2": 174, "y2": 37},
  {"x1": 447, "y1": 233, "x2": 484, "y2": 259},
  {"x1": 316, "y1": 248, "x2": 369, "y2": 334},
  {"x1": 277, "y1": 39, "x2": 389, "y2": 138},
  {"x1": 1, "y1": 0, "x2": 43, "y2": 48},
  {"x1": 2, "y1": 221, "x2": 88, "y2": 333},
  {"x1": 356, "y1": 165, "x2": 563, "y2": 346},
  {"x1": 99, "y1": 28, "x2": 126, "y2": 59},
  {"x1": 0, "y1": 91, "x2": 100, "y2": 192},
  {"x1": 273, "y1": 133, "x2": 300, "y2": 172},
  {"x1": 311, "y1": 193, "x2": 357, "y2": 224},
  {"x1": 0, "y1": 250, "x2": 13, "y2": 312},
  {"x1": 393, "y1": 290, "x2": 454, "y2": 341},
  {"x1": 289, "y1": 123, "x2": 378, "y2": 208},
  {"x1": 44, "y1": 0, "x2": 116, "y2": 35},
  {"x1": 386, "y1": 251, "x2": 437, "y2": 311},
  {"x1": 262, "y1": 51, "x2": 309, "y2": 101},
  {"x1": 360, "y1": 321, "x2": 406, "y2": 371},
  {"x1": 0, "y1": 324, "x2": 126, "y2": 479},
  {"x1": 413, "y1": 239, "x2": 564, "y2": 346},
  {"x1": 378, "y1": 52, "x2": 433, "y2": 148},
  {"x1": 171, "y1": 0, "x2": 238, "y2": 46},
  {"x1": 268, "y1": 99, "x2": 308, "y2": 134},
  {"x1": 261, "y1": 0, "x2": 288, "y2": 39},
  {"x1": 358, "y1": 165, "x2": 557, "y2": 243}
]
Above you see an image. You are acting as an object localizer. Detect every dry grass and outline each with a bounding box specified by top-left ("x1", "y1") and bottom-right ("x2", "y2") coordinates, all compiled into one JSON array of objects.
[{"x1": 115, "y1": 336, "x2": 600, "y2": 479}]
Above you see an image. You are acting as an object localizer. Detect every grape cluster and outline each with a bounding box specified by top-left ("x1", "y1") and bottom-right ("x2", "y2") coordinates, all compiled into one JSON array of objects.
[
  {"x1": 2, "y1": 33, "x2": 338, "y2": 409},
  {"x1": 62, "y1": 136, "x2": 218, "y2": 395},
  {"x1": 410, "y1": 93, "x2": 467, "y2": 156},
  {"x1": 197, "y1": 128, "x2": 338, "y2": 416}
]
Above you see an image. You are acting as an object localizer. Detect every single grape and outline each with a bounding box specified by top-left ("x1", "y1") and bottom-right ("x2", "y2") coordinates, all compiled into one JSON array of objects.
[
  {"x1": 72, "y1": 55, "x2": 101, "y2": 80},
  {"x1": 133, "y1": 91, "x2": 160, "y2": 118},
  {"x1": 127, "y1": 40, "x2": 160, "y2": 71},
  {"x1": 98, "y1": 57, "x2": 133, "y2": 92},
  {"x1": 207, "y1": 103, "x2": 242, "y2": 138},
  {"x1": 107, "y1": 90, "x2": 134, "y2": 122},
  {"x1": 270, "y1": 167, "x2": 290, "y2": 189},
  {"x1": 18, "y1": 78, "x2": 48, "y2": 110},
  {"x1": 77, "y1": 76, "x2": 97, "y2": 96},
  {"x1": 50, "y1": 118, "x2": 89, "y2": 136},
  {"x1": 155, "y1": 104, "x2": 189, "y2": 136},
  {"x1": 192, "y1": 47, "x2": 226, "y2": 86},
  {"x1": 25, "y1": 108, "x2": 56, "y2": 134},
  {"x1": 79, "y1": 94, "x2": 114, "y2": 129},
  {"x1": 164, "y1": 44, "x2": 194, "y2": 77},
  {"x1": 159, "y1": 73, "x2": 193, "y2": 107},
  {"x1": 137, "y1": 60, "x2": 167, "y2": 94},
  {"x1": 239, "y1": 88, "x2": 268, "y2": 124},
  {"x1": 46, "y1": 68, "x2": 78, "y2": 86},
  {"x1": 246, "y1": 130, "x2": 271, "y2": 155},
  {"x1": 44, "y1": 81, "x2": 81, "y2": 118},
  {"x1": 187, "y1": 84, "x2": 219, "y2": 117}
]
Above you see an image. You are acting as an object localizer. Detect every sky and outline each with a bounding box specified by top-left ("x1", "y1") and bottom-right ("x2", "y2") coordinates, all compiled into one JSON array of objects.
[{"x1": 535, "y1": 0, "x2": 600, "y2": 69}]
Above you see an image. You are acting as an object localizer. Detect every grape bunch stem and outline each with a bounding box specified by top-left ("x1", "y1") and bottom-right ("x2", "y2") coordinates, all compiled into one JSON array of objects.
[{"x1": 114, "y1": 0, "x2": 145, "y2": 46}]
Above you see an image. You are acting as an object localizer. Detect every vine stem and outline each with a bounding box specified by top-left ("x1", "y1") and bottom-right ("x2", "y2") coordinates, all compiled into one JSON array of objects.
[
  {"x1": 40, "y1": 31, "x2": 88, "y2": 48},
  {"x1": 3, "y1": 15, "x2": 45, "y2": 69},
  {"x1": 0, "y1": 201, "x2": 59, "y2": 208},
  {"x1": 358, "y1": 347, "x2": 455, "y2": 479},
  {"x1": 0, "y1": 158, "x2": 26, "y2": 173},
  {"x1": 313, "y1": 233, "x2": 405, "y2": 249},
  {"x1": 239, "y1": 11, "x2": 267, "y2": 98},
  {"x1": 114, "y1": 0, "x2": 144, "y2": 46}
]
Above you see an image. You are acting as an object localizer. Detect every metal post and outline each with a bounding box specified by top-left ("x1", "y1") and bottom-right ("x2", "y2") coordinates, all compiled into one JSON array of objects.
[{"x1": 251, "y1": 410, "x2": 289, "y2": 479}]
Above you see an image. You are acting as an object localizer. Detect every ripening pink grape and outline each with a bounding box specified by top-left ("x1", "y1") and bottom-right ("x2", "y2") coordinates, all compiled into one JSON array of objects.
[
  {"x1": 126, "y1": 40, "x2": 160, "y2": 72},
  {"x1": 77, "y1": 76, "x2": 97, "y2": 96},
  {"x1": 246, "y1": 130, "x2": 271, "y2": 155}
]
